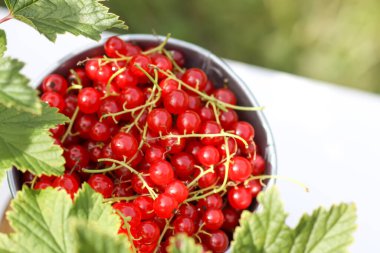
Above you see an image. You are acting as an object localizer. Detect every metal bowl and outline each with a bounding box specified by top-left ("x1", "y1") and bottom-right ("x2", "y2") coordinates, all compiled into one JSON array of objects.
[{"x1": 7, "y1": 34, "x2": 277, "y2": 206}]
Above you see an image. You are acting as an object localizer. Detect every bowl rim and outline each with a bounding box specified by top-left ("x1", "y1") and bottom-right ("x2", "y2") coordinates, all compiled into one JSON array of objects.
[{"x1": 7, "y1": 34, "x2": 277, "y2": 197}]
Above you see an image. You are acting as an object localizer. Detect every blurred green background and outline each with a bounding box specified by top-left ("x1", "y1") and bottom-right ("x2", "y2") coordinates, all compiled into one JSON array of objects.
[{"x1": 105, "y1": 0, "x2": 380, "y2": 93}]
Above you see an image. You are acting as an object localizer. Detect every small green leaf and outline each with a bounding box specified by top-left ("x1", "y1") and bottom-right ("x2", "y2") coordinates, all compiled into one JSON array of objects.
[
  {"x1": 0, "y1": 29, "x2": 6, "y2": 57},
  {"x1": 290, "y1": 203, "x2": 357, "y2": 253},
  {"x1": 232, "y1": 187, "x2": 293, "y2": 253},
  {"x1": 70, "y1": 183, "x2": 120, "y2": 236},
  {"x1": 168, "y1": 234, "x2": 203, "y2": 253},
  {"x1": 74, "y1": 222, "x2": 131, "y2": 253},
  {"x1": 4, "y1": 0, "x2": 127, "y2": 42},
  {"x1": 0, "y1": 103, "x2": 68, "y2": 177},
  {"x1": 0, "y1": 57, "x2": 41, "y2": 114}
]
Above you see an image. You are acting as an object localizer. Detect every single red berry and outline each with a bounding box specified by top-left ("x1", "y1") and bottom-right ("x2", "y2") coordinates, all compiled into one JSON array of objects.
[
  {"x1": 83, "y1": 140, "x2": 103, "y2": 162},
  {"x1": 97, "y1": 97, "x2": 122, "y2": 125},
  {"x1": 233, "y1": 121, "x2": 255, "y2": 144},
  {"x1": 204, "y1": 80, "x2": 215, "y2": 95},
  {"x1": 187, "y1": 95, "x2": 202, "y2": 112},
  {"x1": 159, "y1": 78, "x2": 179, "y2": 97},
  {"x1": 114, "y1": 166, "x2": 133, "y2": 180},
  {"x1": 181, "y1": 68, "x2": 208, "y2": 91},
  {"x1": 133, "y1": 196, "x2": 155, "y2": 220},
  {"x1": 85, "y1": 57, "x2": 101, "y2": 80},
  {"x1": 41, "y1": 91, "x2": 65, "y2": 112},
  {"x1": 222, "y1": 207, "x2": 240, "y2": 231},
  {"x1": 251, "y1": 154, "x2": 266, "y2": 175},
  {"x1": 169, "y1": 50, "x2": 185, "y2": 67},
  {"x1": 131, "y1": 172, "x2": 155, "y2": 194},
  {"x1": 90, "y1": 121, "x2": 111, "y2": 142},
  {"x1": 118, "y1": 86, "x2": 146, "y2": 109},
  {"x1": 153, "y1": 193, "x2": 178, "y2": 219},
  {"x1": 88, "y1": 174, "x2": 114, "y2": 198},
  {"x1": 164, "y1": 180, "x2": 189, "y2": 203},
  {"x1": 68, "y1": 68, "x2": 91, "y2": 87},
  {"x1": 197, "y1": 193, "x2": 223, "y2": 211},
  {"x1": 64, "y1": 145, "x2": 89, "y2": 170},
  {"x1": 145, "y1": 144, "x2": 166, "y2": 164},
  {"x1": 196, "y1": 169, "x2": 218, "y2": 189},
  {"x1": 42, "y1": 74, "x2": 68, "y2": 95},
  {"x1": 229, "y1": 156, "x2": 252, "y2": 182},
  {"x1": 219, "y1": 109, "x2": 238, "y2": 130},
  {"x1": 53, "y1": 174, "x2": 79, "y2": 198},
  {"x1": 74, "y1": 114, "x2": 96, "y2": 138},
  {"x1": 104, "y1": 36, "x2": 127, "y2": 57},
  {"x1": 129, "y1": 54, "x2": 152, "y2": 77},
  {"x1": 149, "y1": 160, "x2": 174, "y2": 186},
  {"x1": 199, "y1": 121, "x2": 223, "y2": 146},
  {"x1": 151, "y1": 54, "x2": 173, "y2": 79},
  {"x1": 163, "y1": 89, "x2": 189, "y2": 114},
  {"x1": 100, "y1": 143, "x2": 115, "y2": 166},
  {"x1": 171, "y1": 152, "x2": 195, "y2": 180},
  {"x1": 206, "y1": 230, "x2": 229, "y2": 253},
  {"x1": 34, "y1": 180, "x2": 53, "y2": 190},
  {"x1": 138, "y1": 221, "x2": 160, "y2": 244},
  {"x1": 111, "y1": 132, "x2": 138, "y2": 160},
  {"x1": 114, "y1": 69, "x2": 138, "y2": 89},
  {"x1": 113, "y1": 183, "x2": 134, "y2": 197},
  {"x1": 63, "y1": 94, "x2": 78, "y2": 117},
  {"x1": 185, "y1": 140, "x2": 203, "y2": 158},
  {"x1": 95, "y1": 64, "x2": 113, "y2": 84},
  {"x1": 77, "y1": 87, "x2": 101, "y2": 114},
  {"x1": 228, "y1": 186, "x2": 252, "y2": 210},
  {"x1": 113, "y1": 202, "x2": 142, "y2": 227},
  {"x1": 202, "y1": 208, "x2": 224, "y2": 231},
  {"x1": 147, "y1": 108, "x2": 172, "y2": 134},
  {"x1": 245, "y1": 180, "x2": 263, "y2": 198},
  {"x1": 160, "y1": 129, "x2": 186, "y2": 154},
  {"x1": 176, "y1": 110, "x2": 201, "y2": 134},
  {"x1": 217, "y1": 137, "x2": 237, "y2": 159},
  {"x1": 125, "y1": 43, "x2": 142, "y2": 56},
  {"x1": 213, "y1": 88, "x2": 237, "y2": 105},
  {"x1": 197, "y1": 145, "x2": 221, "y2": 167},
  {"x1": 173, "y1": 216, "x2": 196, "y2": 236},
  {"x1": 199, "y1": 106, "x2": 216, "y2": 121},
  {"x1": 50, "y1": 124, "x2": 66, "y2": 138}
]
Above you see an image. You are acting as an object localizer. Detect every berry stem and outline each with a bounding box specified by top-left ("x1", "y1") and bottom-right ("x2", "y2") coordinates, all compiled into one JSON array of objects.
[
  {"x1": 162, "y1": 48, "x2": 185, "y2": 73},
  {"x1": 104, "y1": 67, "x2": 126, "y2": 98},
  {"x1": 104, "y1": 195, "x2": 148, "y2": 203},
  {"x1": 187, "y1": 166, "x2": 215, "y2": 188},
  {"x1": 61, "y1": 106, "x2": 79, "y2": 143},
  {"x1": 142, "y1": 33, "x2": 171, "y2": 55},
  {"x1": 154, "y1": 216, "x2": 174, "y2": 253}
]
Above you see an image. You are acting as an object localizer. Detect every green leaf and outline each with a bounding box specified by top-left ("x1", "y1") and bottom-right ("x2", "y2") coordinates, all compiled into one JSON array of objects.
[
  {"x1": 74, "y1": 222, "x2": 130, "y2": 253},
  {"x1": 232, "y1": 187, "x2": 293, "y2": 253},
  {"x1": 0, "y1": 103, "x2": 68, "y2": 177},
  {"x1": 0, "y1": 29, "x2": 6, "y2": 57},
  {"x1": 4, "y1": 0, "x2": 127, "y2": 42},
  {"x1": 70, "y1": 183, "x2": 120, "y2": 236},
  {"x1": 0, "y1": 234, "x2": 15, "y2": 253},
  {"x1": 231, "y1": 187, "x2": 357, "y2": 253},
  {"x1": 290, "y1": 204, "x2": 357, "y2": 253},
  {"x1": 0, "y1": 57, "x2": 41, "y2": 114},
  {"x1": 4, "y1": 185, "x2": 121, "y2": 253},
  {"x1": 167, "y1": 234, "x2": 203, "y2": 253}
]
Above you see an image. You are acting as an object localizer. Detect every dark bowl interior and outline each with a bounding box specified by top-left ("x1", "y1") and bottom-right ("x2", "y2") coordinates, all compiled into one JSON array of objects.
[{"x1": 7, "y1": 35, "x2": 277, "y2": 211}]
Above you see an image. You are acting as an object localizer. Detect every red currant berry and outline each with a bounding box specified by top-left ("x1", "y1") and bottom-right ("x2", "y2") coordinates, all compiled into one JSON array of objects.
[
  {"x1": 164, "y1": 180, "x2": 188, "y2": 203},
  {"x1": 197, "y1": 145, "x2": 221, "y2": 167},
  {"x1": 34, "y1": 180, "x2": 53, "y2": 190},
  {"x1": 199, "y1": 121, "x2": 223, "y2": 146},
  {"x1": 219, "y1": 109, "x2": 238, "y2": 130},
  {"x1": 177, "y1": 110, "x2": 201, "y2": 134},
  {"x1": 42, "y1": 74, "x2": 68, "y2": 95},
  {"x1": 89, "y1": 121, "x2": 111, "y2": 142},
  {"x1": 145, "y1": 144, "x2": 166, "y2": 164},
  {"x1": 74, "y1": 114, "x2": 96, "y2": 138},
  {"x1": 125, "y1": 43, "x2": 142, "y2": 56},
  {"x1": 63, "y1": 94, "x2": 78, "y2": 117},
  {"x1": 196, "y1": 169, "x2": 218, "y2": 189},
  {"x1": 149, "y1": 160, "x2": 174, "y2": 186},
  {"x1": 104, "y1": 36, "x2": 127, "y2": 57},
  {"x1": 113, "y1": 183, "x2": 134, "y2": 197},
  {"x1": 68, "y1": 68, "x2": 91, "y2": 87},
  {"x1": 97, "y1": 97, "x2": 122, "y2": 125},
  {"x1": 245, "y1": 180, "x2": 263, "y2": 198},
  {"x1": 171, "y1": 152, "x2": 195, "y2": 180},
  {"x1": 173, "y1": 216, "x2": 196, "y2": 236},
  {"x1": 163, "y1": 89, "x2": 189, "y2": 114},
  {"x1": 206, "y1": 230, "x2": 229, "y2": 253},
  {"x1": 77, "y1": 87, "x2": 101, "y2": 114},
  {"x1": 153, "y1": 193, "x2": 178, "y2": 219},
  {"x1": 147, "y1": 108, "x2": 172, "y2": 134},
  {"x1": 50, "y1": 124, "x2": 66, "y2": 138},
  {"x1": 151, "y1": 54, "x2": 173, "y2": 79},
  {"x1": 187, "y1": 95, "x2": 202, "y2": 112},
  {"x1": 202, "y1": 208, "x2": 224, "y2": 231},
  {"x1": 88, "y1": 174, "x2": 114, "y2": 198},
  {"x1": 233, "y1": 121, "x2": 255, "y2": 143},
  {"x1": 178, "y1": 204, "x2": 199, "y2": 221},
  {"x1": 185, "y1": 140, "x2": 202, "y2": 158},
  {"x1": 85, "y1": 57, "x2": 101, "y2": 80},
  {"x1": 53, "y1": 174, "x2": 79, "y2": 198},
  {"x1": 181, "y1": 68, "x2": 208, "y2": 91},
  {"x1": 114, "y1": 69, "x2": 138, "y2": 89},
  {"x1": 64, "y1": 145, "x2": 89, "y2": 170},
  {"x1": 229, "y1": 156, "x2": 252, "y2": 182},
  {"x1": 95, "y1": 64, "x2": 112, "y2": 84},
  {"x1": 199, "y1": 106, "x2": 216, "y2": 121},
  {"x1": 129, "y1": 54, "x2": 152, "y2": 77},
  {"x1": 251, "y1": 154, "x2": 266, "y2": 175},
  {"x1": 197, "y1": 193, "x2": 223, "y2": 211},
  {"x1": 222, "y1": 207, "x2": 240, "y2": 231},
  {"x1": 204, "y1": 80, "x2": 215, "y2": 95},
  {"x1": 159, "y1": 78, "x2": 179, "y2": 97},
  {"x1": 41, "y1": 91, "x2": 65, "y2": 112},
  {"x1": 111, "y1": 132, "x2": 138, "y2": 160},
  {"x1": 169, "y1": 50, "x2": 185, "y2": 67},
  {"x1": 113, "y1": 202, "x2": 142, "y2": 227},
  {"x1": 131, "y1": 172, "x2": 155, "y2": 194},
  {"x1": 118, "y1": 86, "x2": 146, "y2": 109},
  {"x1": 133, "y1": 196, "x2": 155, "y2": 220},
  {"x1": 217, "y1": 137, "x2": 237, "y2": 158},
  {"x1": 228, "y1": 186, "x2": 252, "y2": 210},
  {"x1": 138, "y1": 221, "x2": 160, "y2": 244},
  {"x1": 213, "y1": 88, "x2": 237, "y2": 105}
]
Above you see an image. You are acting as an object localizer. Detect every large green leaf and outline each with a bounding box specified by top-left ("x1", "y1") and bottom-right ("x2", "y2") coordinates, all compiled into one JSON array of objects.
[
  {"x1": 0, "y1": 103, "x2": 68, "y2": 177},
  {"x1": 0, "y1": 29, "x2": 6, "y2": 57},
  {"x1": 4, "y1": 0, "x2": 127, "y2": 42},
  {"x1": 74, "y1": 222, "x2": 130, "y2": 253},
  {"x1": 167, "y1": 234, "x2": 203, "y2": 253},
  {"x1": 0, "y1": 57, "x2": 41, "y2": 114},
  {"x1": 2, "y1": 185, "x2": 121, "y2": 253},
  {"x1": 231, "y1": 187, "x2": 357, "y2": 253},
  {"x1": 0, "y1": 234, "x2": 15, "y2": 253}
]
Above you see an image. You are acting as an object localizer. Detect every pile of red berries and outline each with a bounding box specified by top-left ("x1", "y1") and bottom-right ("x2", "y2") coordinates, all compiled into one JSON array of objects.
[{"x1": 23, "y1": 36, "x2": 267, "y2": 253}]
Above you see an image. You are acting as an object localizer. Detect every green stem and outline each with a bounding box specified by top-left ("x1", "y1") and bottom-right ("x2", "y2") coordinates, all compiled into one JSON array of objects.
[
  {"x1": 143, "y1": 33, "x2": 171, "y2": 55},
  {"x1": 61, "y1": 106, "x2": 79, "y2": 143}
]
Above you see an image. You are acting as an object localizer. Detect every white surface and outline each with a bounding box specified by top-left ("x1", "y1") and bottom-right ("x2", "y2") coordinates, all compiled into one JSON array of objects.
[{"x1": 1, "y1": 8, "x2": 380, "y2": 252}]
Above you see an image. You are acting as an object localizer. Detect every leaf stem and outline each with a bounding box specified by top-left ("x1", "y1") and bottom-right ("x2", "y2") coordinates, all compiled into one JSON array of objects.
[{"x1": 0, "y1": 13, "x2": 13, "y2": 24}]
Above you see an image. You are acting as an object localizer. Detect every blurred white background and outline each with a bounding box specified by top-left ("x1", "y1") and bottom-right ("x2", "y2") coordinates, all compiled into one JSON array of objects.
[{"x1": 1, "y1": 8, "x2": 380, "y2": 252}]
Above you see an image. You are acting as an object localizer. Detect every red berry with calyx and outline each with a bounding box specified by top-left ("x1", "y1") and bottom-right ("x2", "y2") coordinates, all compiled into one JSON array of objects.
[
  {"x1": 219, "y1": 109, "x2": 238, "y2": 130},
  {"x1": 85, "y1": 58, "x2": 101, "y2": 80},
  {"x1": 197, "y1": 193, "x2": 223, "y2": 211},
  {"x1": 171, "y1": 152, "x2": 195, "y2": 180},
  {"x1": 202, "y1": 208, "x2": 224, "y2": 231},
  {"x1": 131, "y1": 172, "x2": 155, "y2": 194},
  {"x1": 111, "y1": 132, "x2": 138, "y2": 160},
  {"x1": 42, "y1": 74, "x2": 68, "y2": 95},
  {"x1": 228, "y1": 186, "x2": 252, "y2": 210},
  {"x1": 246, "y1": 180, "x2": 263, "y2": 198},
  {"x1": 97, "y1": 97, "x2": 122, "y2": 125},
  {"x1": 159, "y1": 78, "x2": 179, "y2": 97},
  {"x1": 229, "y1": 156, "x2": 252, "y2": 182},
  {"x1": 145, "y1": 144, "x2": 166, "y2": 164},
  {"x1": 149, "y1": 160, "x2": 174, "y2": 186},
  {"x1": 185, "y1": 140, "x2": 202, "y2": 158},
  {"x1": 129, "y1": 54, "x2": 152, "y2": 77},
  {"x1": 41, "y1": 91, "x2": 65, "y2": 112},
  {"x1": 160, "y1": 129, "x2": 186, "y2": 154},
  {"x1": 173, "y1": 216, "x2": 196, "y2": 236},
  {"x1": 138, "y1": 221, "x2": 160, "y2": 244},
  {"x1": 104, "y1": 36, "x2": 127, "y2": 57},
  {"x1": 113, "y1": 202, "x2": 142, "y2": 227},
  {"x1": 164, "y1": 180, "x2": 189, "y2": 203},
  {"x1": 233, "y1": 121, "x2": 255, "y2": 143},
  {"x1": 199, "y1": 106, "x2": 216, "y2": 121},
  {"x1": 114, "y1": 69, "x2": 138, "y2": 89},
  {"x1": 64, "y1": 145, "x2": 89, "y2": 170},
  {"x1": 118, "y1": 86, "x2": 146, "y2": 109},
  {"x1": 133, "y1": 196, "x2": 155, "y2": 220},
  {"x1": 153, "y1": 193, "x2": 178, "y2": 219},
  {"x1": 53, "y1": 174, "x2": 79, "y2": 198},
  {"x1": 89, "y1": 121, "x2": 110, "y2": 142},
  {"x1": 147, "y1": 108, "x2": 172, "y2": 134},
  {"x1": 176, "y1": 110, "x2": 201, "y2": 134},
  {"x1": 206, "y1": 230, "x2": 229, "y2": 253},
  {"x1": 197, "y1": 145, "x2": 221, "y2": 167},
  {"x1": 151, "y1": 54, "x2": 173, "y2": 79},
  {"x1": 163, "y1": 89, "x2": 189, "y2": 114},
  {"x1": 181, "y1": 68, "x2": 208, "y2": 92},
  {"x1": 199, "y1": 121, "x2": 223, "y2": 146},
  {"x1": 95, "y1": 64, "x2": 112, "y2": 84},
  {"x1": 77, "y1": 87, "x2": 101, "y2": 114},
  {"x1": 88, "y1": 174, "x2": 114, "y2": 198},
  {"x1": 213, "y1": 88, "x2": 237, "y2": 105}
]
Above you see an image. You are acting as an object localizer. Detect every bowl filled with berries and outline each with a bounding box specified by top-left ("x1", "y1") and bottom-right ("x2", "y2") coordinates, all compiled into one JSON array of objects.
[{"x1": 8, "y1": 34, "x2": 277, "y2": 252}]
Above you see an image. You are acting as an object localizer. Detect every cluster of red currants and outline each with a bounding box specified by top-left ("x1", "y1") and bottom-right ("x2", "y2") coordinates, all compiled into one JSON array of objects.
[{"x1": 23, "y1": 36, "x2": 267, "y2": 253}]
